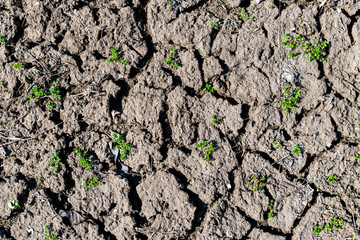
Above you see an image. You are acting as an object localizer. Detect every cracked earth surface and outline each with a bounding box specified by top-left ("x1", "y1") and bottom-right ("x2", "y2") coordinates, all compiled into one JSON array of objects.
[{"x1": 0, "y1": 0, "x2": 360, "y2": 239}]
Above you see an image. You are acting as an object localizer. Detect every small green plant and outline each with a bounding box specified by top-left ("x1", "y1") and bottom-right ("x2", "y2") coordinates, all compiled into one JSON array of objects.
[
  {"x1": 196, "y1": 140, "x2": 215, "y2": 162},
  {"x1": 273, "y1": 141, "x2": 279, "y2": 148},
  {"x1": 47, "y1": 78, "x2": 61, "y2": 110},
  {"x1": 13, "y1": 63, "x2": 22, "y2": 69},
  {"x1": 113, "y1": 133, "x2": 131, "y2": 162},
  {"x1": 29, "y1": 86, "x2": 46, "y2": 102},
  {"x1": 0, "y1": 82, "x2": 3, "y2": 86},
  {"x1": 239, "y1": 8, "x2": 254, "y2": 21},
  {"x1": 47, "y1": 150, "x2": 65, "y2": 174},
  {"x1": 75, "y1": 150, "x2": 92, "y2": 172},
  {"x1": 326, "y1": 218, "x2": 344, "y2": 230},
  {"x1": 165, "y1": 46, "x2": 179, "y2": 68},
  {"x1": 302, "y1": 40, "x2": 328, "y2": 63},
  {"x1": 279, "y1": 84, "x2": 300, "y2": 114},
  {"x1": 281, "y1": 34, "x2": 304, "y2": 57},
  {"x1": 211, "y1": 115, "x2": 221, "y2": 126},
  {"x1": 248, "y1": 176, "x2": 266, "y2": 192},
  {"x1": 44, "y1": 226, "x2": 61, "y2": 240},
  {"x1": 292, "y1": 144, "x2": 301, "y2": 156},
  {"x1": 355, "y1": 154, "x2": 360, "y2": 160},
  {"x1": 84, "y1": 175, "x2": 103, "y2": 188},
  {"x1": 327, "y1": 175, "x2": 337, "y2": 183},
  {"x1": 269, "y1": 5, "x2": 273, "y2": 8},
  {"x1": 168, "y1": 0, "x2": 172, "y2": 7},
  {"x1": 314, "y1": 224, "x2": 324, "y2": 234},
  {"x1": 203, "y1": 83, "x2": 215, "y2": 93},
  {"x1": 0, "y1": 34, "x2": 5, "y2": 44},
  {"x1": 267, "y1": 199, "x2": 278, "y2": 218},
  {"x1": 107, "y1": 47, "x2": 127, "y2": 65},
  {"x1": 8, "y1": 200, "x2": 19, "y2": 209},
  {"x1": 211, "y1": 21, "x2": 218, "y2": 29},
  {"x1": 358, "y1": 123, "x2": 360, "y2": 129}
]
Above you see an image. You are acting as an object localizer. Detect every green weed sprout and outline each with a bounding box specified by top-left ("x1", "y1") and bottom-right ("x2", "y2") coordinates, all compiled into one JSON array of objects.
[
  {"x1": 8, "y1": 200, "x2": 19, "y2": 209},
  {"x1": 211, "y1": 115, "x2": 221, "y2": 126},
  {"x1": 239, "y1": 8, "x2": 254, "y2": 21},
  {"x1": 211, "y1": 21, "x2": 218, "y2": 29},
  {"x1": 13, "y1": 63, "x2": 22, "y2": 69},
  {"x1": 75, "y1": 150, "x2": 92, "y2": 172},
  {"x1": 326, "y1": 218, "x2": 344, "y2": 230},
  {"x1": 29, "y1": 86, "x2": 46, "y2": 102},
  {"x1": 196, "y1": 140, "x2": 215, "y2": 162},
  {"x1": 168, "y1": 0, "x2": 172, "y2": 7},
  {"x1": 248, "y1": 176, "x2": 266, "y2": 192},
  {"x1": 47, "y1": 150, "x2": 65, "y2": 174},
  {"x1": 281, "y1": 34, "x2": 304, "y2": 57},
  {"x1": 358, "y1": 123, "x2": 360, "y2": 129},
  {"x1": 113, "y1": 133, "x2": 131, "y2": 162},
  {"x1": 279, "y1": 84, "x2": 300, "y2": 114},
  {"x1": 314, "y1": 224, "x2": 324, "y2": 234},
  {"x1": 84, "y1": 175, "x2": 103, "y2": 188},
  {"x1": 327, "y1": 175, "x2": 337, "y2": 183},
  {"x1": 45, "y1": 226, "x2": 61, "y2": 240},
  {"x1": 269, "y1": 5, "x2": 273, "y2": 8},
  {"x1": 273, "y1": 141, "x2": 279, "y2": 148},
  {"x1": 268, "y1": 199, "x2": 277, "y2": 218},
  {"x1": 301, "y1": 40, "x2": 328, "y2": 63},
  {"x1": 0, "y1": 34, "x2": 5, "y2": 44},
  {"x1": 292, "y1": 145, "x2": 301, "y2": 156},
  {"x1": 47, "y1": 78, "x2": 61, "y2": 110},
  {"x1": 203, "y1": 83, "x2": 215, "y2": 93},
  {"x1": 165, "y1": 46, "x2": 179, "y2": 68},
  {"x1": 355, "y1": 154, "x2": 360, "y2": 160},
  {"x1": 107, "y1": 47, "x2": 127, "y2": 65}
]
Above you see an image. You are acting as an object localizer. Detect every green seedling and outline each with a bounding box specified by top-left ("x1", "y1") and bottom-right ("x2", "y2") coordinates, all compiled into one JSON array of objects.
[
  {"x1": 302, "y1": 40, "x2": 328, "y2": 63},
  {"x1": 113, "y1": 133, "x2": 131, "y2": 162},
  {"x1": 314, "y1": 224, "x2": 324, "y2": 234},
  {"x1": 292, "y1": 145, "x2": 301, "y2": 156},
  {"x1": 107, "y1": 47, "x2": 128, "y2": 65},
  {"x1": 165, "y1": 46, "x2": 179, "y2": 68},
  {"x1": 196, "y1": 140, "x2": 215, "y2": 162},
  {"x1": 45, "y1": 226, "x2": 61, "y2": 240},
  {"x1": 75, "y1": 150, "x2": 92, "y2": 172},
  {"x1": 47, "y1": 150, "x2": 65, "y2": 174},
  {"x1": 327, "y1": 175, "x2": 337, "y2": 183},
  {"x1": 47, "y1": 78, "x2": 61, "y2": 110},
  {"x1": 248, "y1": 176, "x2": 266, "y2": 192},
  {"x1": 267, "y1": 199, "x2": 278, "y2": 219},
  {"x1": 0, "y1": 82, "x2": 3, "y2": 86},
  {"x1": 203, "y1": 83, "x2": 215, "y2": 93},
  {"x1": 8, "y1": 200, "x2": 19, "y2": 209},
  {"x1": 13, "y1": 63, "x2": 22, "y2": 69},
  {"x1": 358, "y1": 123, "x2": 360, "y2": 129},
  {"x1": 29, "y1": 86, "x2": 46, "y2": 102},
  {"x1": 84, "y1": 175, "x2": 103, "y2": 188},
  {"x1": 273, "y1": 141, "x2": 279, "y2": 148},
  {"x1": 269, "y1": 5, "x2": 273, "y2": 8},
  {"x1": 279, "y1": 84, "x2": 300, "y2": 114},
  {"x1": 168, "y1": 0, "x2": 172, "y2": 7},
  {"x1": 239, "y1": 8, "x2": 254, "y2": 21},
  {"x1": 326, "y1": 218, "x2": 344, "y2": 230},
  {"x1": 211, "y1": 21, "x2": 218, "y2": 29},
  {"x1": 211, "y1": 115, "x2": 221, "y2": 126},
  {"x1": 355, "y1": 154, "x2": 360, "y2": 160},
  {"x1": 281, "y1": 34, "x2": 304, "y2": 57},
  {"x1": 0, "y1": 34, "x2": 5, "y2": 44}
]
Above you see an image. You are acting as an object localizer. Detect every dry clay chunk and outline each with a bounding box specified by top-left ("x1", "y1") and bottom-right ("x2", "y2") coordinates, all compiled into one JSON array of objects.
[
  {"x1": 137, "y1": 171, "x2": 196, "y2": 239},
  {"x1": 0, "y1": 176, "x2": 27, "y2": 220},
  {"x1": 196, "y1": 200, "x2": 251, "y2": 239},
  {"x1": 292, "y1": 196, "x2": 353, "y2": 240},
  {"x1": 69, "y1": 175, "x2": 132, "y2": 219}
]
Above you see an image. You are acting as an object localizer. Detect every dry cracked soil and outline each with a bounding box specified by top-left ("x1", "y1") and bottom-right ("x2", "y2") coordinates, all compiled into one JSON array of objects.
[{"x1": 0, "y1": 0, "x2": 360, "y2": 239}]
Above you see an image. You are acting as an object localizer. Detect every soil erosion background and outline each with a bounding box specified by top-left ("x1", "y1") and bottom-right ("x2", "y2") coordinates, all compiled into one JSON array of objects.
[{"x1": 0, "y1": 0, "x2": 360, "y2": 239}]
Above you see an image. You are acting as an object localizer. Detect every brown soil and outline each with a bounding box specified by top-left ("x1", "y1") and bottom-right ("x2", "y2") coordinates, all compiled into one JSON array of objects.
[{"x1": 0, "y1": 0, "x2": 360, "y2": 239}]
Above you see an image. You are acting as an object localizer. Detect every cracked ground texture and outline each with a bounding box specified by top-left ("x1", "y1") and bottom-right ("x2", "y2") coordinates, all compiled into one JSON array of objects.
[{"x1": 0, "y1": 0, "x2": 360, "y2": 239}]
